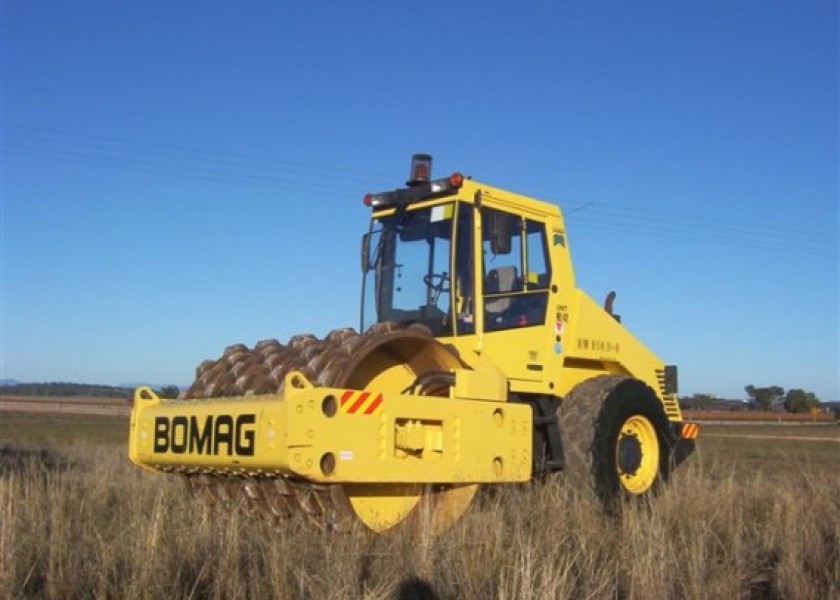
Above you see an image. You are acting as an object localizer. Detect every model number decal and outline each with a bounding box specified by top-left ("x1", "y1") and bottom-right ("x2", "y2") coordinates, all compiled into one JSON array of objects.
[
  {"x1": 153, "y1": 414, "x2": 256, "y2": 456},
  {"x1": 577, "y1": 338, "x2": 620, "y2": 353}
]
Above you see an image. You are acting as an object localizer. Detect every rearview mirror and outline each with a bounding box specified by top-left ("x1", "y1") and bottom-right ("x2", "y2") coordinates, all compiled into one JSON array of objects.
[
  {"x1": 361, "y1": 233, "x2": 371, "y2": 272},
  {"x1": 489, "y1": 212, "x2": 513, "y2": 255}
]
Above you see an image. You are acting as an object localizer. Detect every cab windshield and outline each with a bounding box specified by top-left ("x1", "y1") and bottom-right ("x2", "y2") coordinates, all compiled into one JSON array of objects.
[{"x1": 362, "y1": 203, "x2": 455, "y2": 335}]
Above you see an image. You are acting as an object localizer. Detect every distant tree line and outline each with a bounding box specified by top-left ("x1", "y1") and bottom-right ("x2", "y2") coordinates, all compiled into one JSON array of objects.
[
  {"x1": 157, "y1": 385, "x2": 180, "y2": 399},
  {"x1": 745, "y1": 385, "x2": 821, "y2": 414},
  {"x1": 0, "y1": 382, "x2": 134, "y2": 398},
  {"x1": 0, "y1": 382, "x2": 181, "y2": 399},
  {"x1": 680, "y1": 385, "x2": 826, "y2": 415}
]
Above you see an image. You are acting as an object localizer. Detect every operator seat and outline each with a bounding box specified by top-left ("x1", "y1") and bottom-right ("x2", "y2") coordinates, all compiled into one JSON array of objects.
[{"x1": 485, "y1": 266, "x2": 518, "y2": 315}]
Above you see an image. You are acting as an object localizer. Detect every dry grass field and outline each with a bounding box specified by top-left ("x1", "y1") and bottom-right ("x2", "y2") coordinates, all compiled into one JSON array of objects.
[{"x1": 1, "y1": 412, "x2": 838, "y2": 599}]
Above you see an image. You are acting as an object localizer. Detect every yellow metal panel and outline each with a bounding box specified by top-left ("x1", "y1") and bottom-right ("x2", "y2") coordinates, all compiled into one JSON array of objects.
[
  {"x1": 562, "y1": 290, "x2": 683, "y2": 421},
  {"x1": 453, "y1": 366, "x2": 506, "y2": 402},
  {"x1": 129, "y1": 379, "x2": 532, "y2": 484},
  {"x1": 462, "y1": 180, "x2": 561, "y2": 220},
  {"x1": 129, "y1": 387, "x2": 290, "y2": 474}
]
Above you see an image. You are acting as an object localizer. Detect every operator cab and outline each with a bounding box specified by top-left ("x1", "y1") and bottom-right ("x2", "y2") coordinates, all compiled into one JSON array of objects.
[
  {"x1": 361, "y1": 155, "x2": 552, "y2": 338},
  {"x1": 361, "y1": 154, "x2": 469, "y2": 335}
]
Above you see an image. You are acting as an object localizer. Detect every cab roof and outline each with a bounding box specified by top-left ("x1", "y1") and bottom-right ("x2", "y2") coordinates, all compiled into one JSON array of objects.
[{"x1": 366, "y1": 173, "x2": 562, "y2": 221}]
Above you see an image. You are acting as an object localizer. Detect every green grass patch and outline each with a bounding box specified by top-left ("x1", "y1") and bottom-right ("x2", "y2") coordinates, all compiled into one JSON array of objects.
[
  {"x1": 0, "y1": 411, "x2": 128, "y2": 449},
  {"x1": 695, "y1": 424, "x2": 840, "y2": 480}
]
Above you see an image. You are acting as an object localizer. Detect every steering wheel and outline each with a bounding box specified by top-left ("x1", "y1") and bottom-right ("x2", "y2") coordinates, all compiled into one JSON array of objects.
[{"x1": 423, "y1": 272, "x2": 450, "y2": 305}]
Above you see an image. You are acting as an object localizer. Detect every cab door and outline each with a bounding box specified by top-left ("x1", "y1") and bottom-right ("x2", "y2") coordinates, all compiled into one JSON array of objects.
[{"x1": 477, "y1": 205, "x2": 553, "y2": 383}]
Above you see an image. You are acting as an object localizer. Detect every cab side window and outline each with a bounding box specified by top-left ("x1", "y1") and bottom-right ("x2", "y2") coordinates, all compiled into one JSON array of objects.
[
  {"x1": 482, "y1": 208, "x2": 550, "y2": 332},
  {"x1": 525, "y1": 220, "x2": 551, "y2": 289}
]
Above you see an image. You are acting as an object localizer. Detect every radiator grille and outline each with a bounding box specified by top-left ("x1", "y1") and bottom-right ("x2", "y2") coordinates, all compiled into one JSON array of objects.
[{"x1": 656, "y1": 369, "x2": 683, "y2": 419}]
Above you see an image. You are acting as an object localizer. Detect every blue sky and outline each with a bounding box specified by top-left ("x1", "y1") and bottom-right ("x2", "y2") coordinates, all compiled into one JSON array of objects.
[{"x1": 1, "y1": 1, "x2": 837, "y2": 401}]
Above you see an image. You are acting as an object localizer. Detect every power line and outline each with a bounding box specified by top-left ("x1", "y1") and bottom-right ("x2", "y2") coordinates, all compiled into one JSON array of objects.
[
  {"x1": 566, "y1": 213, "x2": 835, "y2": 258},
  {"x1": 564, "y1": 200, "x2": 834, "y2": 242},
  {"x1": 1, "y1": 123, "x2": 398, "y2": 185},
  {"x1": 4, "y1": 141, "x2": 363, "y2": 198},
  {"x1": 3, "y1": 123, "x2": 836, "y2": 259},
  {"x1": 563, "y1": 205, "x2": 834, "y2": 254}
]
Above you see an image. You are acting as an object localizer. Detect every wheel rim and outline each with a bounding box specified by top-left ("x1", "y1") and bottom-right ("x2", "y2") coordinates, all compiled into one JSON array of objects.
[
  {"x1": 332, "y1": 331, "x2": 478, "y2": 533},
  {"x1": 615, "y1": 414, "x2": 660, "y2": 494}
]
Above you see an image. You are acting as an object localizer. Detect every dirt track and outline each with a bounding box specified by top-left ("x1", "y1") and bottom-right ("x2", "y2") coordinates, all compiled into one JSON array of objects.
[
  {"x1": 0, "y1": 396, "x2": 131, "y2": 416},
  {"x1": 703, "y1": 432, "x2": 840, "y2": 443},
  {"x1": 683, "y1": 409, "x2": 836, "y2": 424}
]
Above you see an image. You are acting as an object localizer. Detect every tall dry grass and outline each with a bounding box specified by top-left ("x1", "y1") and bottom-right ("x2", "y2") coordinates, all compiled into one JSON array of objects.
[{"x1": 1, "y1": 441, "x2": 838, "y2": 600}]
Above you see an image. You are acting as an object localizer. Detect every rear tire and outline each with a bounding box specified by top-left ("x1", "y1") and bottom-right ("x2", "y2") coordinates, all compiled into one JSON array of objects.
[{"x1": 558, "y1": 375, "x2": 671, "y2": 508}]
